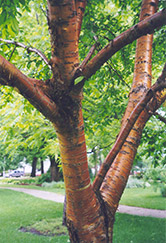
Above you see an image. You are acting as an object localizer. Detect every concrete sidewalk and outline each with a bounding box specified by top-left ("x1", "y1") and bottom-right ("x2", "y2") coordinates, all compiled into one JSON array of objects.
[{"x1": 1, "y1": 187, "x2": 166, "y2": 218}]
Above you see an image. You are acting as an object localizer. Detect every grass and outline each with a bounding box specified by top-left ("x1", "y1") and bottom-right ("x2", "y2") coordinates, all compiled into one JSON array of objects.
[
  {"x1": 113, "y1": 213, "x2": 166, "y2": 243},
  {"x1": 0, "y1": 188, "x2": 166, "y2": 243},
  {"x1": 120, "y1": 187, "x2": 166, "y2": 210},
  {"x1": 0, "y1": 182, "x2": 65, "y2": 195},
  {"x1": 0, "y1": 188, "x2": 69, "y2": 243}
]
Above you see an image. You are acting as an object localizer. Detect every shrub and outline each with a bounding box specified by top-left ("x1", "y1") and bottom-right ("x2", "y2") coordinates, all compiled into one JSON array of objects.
[
  {"x1": 0, "y1": 177, "x2": 37, "y2": 185},
  {"x1": 36, "y1": 171, "x2": 51, "y2": 184},
  {"x1": 144, "y1": 165, "x2": 166, "y2": 197},
  {"x1": 126, "y1": 176, "x2": 144, "y2": 188},
  {"x1": 19, "y1": 178, "x2": 37, "y2": 184},
  {"x1": 42, "y1": 181, "x2": 65, "y2": 189}
]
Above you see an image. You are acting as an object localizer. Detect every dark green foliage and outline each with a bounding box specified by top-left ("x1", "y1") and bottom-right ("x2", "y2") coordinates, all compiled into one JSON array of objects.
[
  {"x1": 134, "y1": 108, "x2": 166, "y2": 168},
  {"x1": 144, "y1": 165, "x2": 166, "y2": 197},
  {"x1": 37, "y1": 170, "x2": 51, "y2": 184}
]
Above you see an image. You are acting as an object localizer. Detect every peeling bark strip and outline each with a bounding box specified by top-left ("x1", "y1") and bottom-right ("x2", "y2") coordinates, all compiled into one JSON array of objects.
[{"x1": 81, "y1": 8, "x2": 166, "y2": 79}]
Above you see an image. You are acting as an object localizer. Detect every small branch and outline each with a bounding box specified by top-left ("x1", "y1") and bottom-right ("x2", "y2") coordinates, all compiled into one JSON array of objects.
[
  {"x1": 87, "y1": 143, "x2": 113, "y2": 154},
  {"x1": 8, "y1": 46, "x2": 17, "y2": 61},
  {"x1": 82, "y1": 9, "x2": 166, "y2": 79},
  {"x1": 80, "y1": 45, "x2": 97, "y2": 70},
  {"x1": 107, "y1": 60, "x2": 131, "y2": 88},
  {"x1": 0, "y1": 38, "x2": 51, "y2": 68},
  {"x1": 154, "y1": 112, "x2": 166, "y2": 124},
  {"x1": 77, "y1": 41, "x2": 99, "y2": 75}
]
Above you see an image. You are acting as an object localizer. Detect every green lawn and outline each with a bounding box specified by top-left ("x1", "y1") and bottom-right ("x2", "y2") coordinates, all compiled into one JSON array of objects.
[
  {"x1": 0, "y1": 188, "x2": 165, "y2": 243},
  {"x1": 120, "y1": 187, "x2": 166, "y2": 210},
  {"x1": 113, "y1": 213, "x2": 166, "y2": 243},
  {"x1": 0, "y1": 188, "x2": 68, "y2": 243},
  {"x1": 0, "y1": 182, "x2": 65, "y2": 195}
]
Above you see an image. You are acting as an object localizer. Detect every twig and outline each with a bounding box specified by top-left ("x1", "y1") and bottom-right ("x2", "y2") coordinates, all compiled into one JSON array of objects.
[
  {"x1": 0, "y1": 38, "x2": 51, "y2": 69},
  {"x1": 87, "y1": 143, "x2": 113, "y2": 154},
  {"x1": 72, "y1": 35, "x2": 99, "y2": 84},
  {"x1": 107, "y1": 60, "x2": 131, "y2": 88},
  {"x1": 79, "y1": 43, "x2": 98, "y2": 71},
  {"x1": 154, "y1": 112, "x2": 166, "y2": 124},
  {"x1": 8, "y1": 46, "x2": 17, "y2": 61}
]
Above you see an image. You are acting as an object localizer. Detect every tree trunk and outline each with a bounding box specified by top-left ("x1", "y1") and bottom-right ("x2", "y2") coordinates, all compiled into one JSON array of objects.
[
  {"x1": 49, "y1": 156, "x2": 61, "y2": 182},
  {"x1": 41, "y1": 160, "x2": 44, "y2": 174},
  {"x1": 31, "y1": 157, "x2": 37, "y2": 177},
  {"x1": 0, "y1": 0, "x2": 166, "y2": 242},
  {"x1": 94, "y1": 0, "x2": 159, "y2": 240},
  {"x1": 62, "y1": 195, "x2": 67, "y2": 226},
  {"x1": 54, "y1": 107, "x2": 109, "y2": 242}
]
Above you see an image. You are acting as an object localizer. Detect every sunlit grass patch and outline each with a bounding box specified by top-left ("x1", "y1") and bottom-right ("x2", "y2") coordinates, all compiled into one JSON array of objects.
[{"x1": 19, "y1": 218, "x2": 67, "y2": 237}]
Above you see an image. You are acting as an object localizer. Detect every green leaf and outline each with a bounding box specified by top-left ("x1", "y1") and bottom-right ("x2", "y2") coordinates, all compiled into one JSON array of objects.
[{"x1": 74, "y1": 76, "x2": 84, "y2": 85}]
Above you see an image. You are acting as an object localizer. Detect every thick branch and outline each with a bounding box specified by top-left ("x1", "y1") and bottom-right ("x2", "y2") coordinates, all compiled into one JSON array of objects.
[
  {"x1": 76, "y1": 0, "x2": 87, "y2": 39},
  {"x1": 0, "y1": 38, "x2": 50, "y2": 68},
  {"x1": 81, "y1": 9, "x2": 166, "y2": 79},
  {"x1": 120, "y1": 0, "x2": 158, "y2": 131},
  {"x1": 47, "y1": 0, "x2": 79, "y2": 85},
  {"x1": 93, "y1": 89, "x2": 154, "y2": 191},
  {"x1": 93, "y1": 63, "x2": 166, "y2": 192},
  {"x1": 0, "y1": 55, "x2": 58, "y2": 122}
]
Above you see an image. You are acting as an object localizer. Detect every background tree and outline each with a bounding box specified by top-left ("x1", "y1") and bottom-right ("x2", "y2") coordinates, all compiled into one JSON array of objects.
[
  {"x1": 0, "y1": 90, "x2": 60, "y2": 179},
  {"x1": 0, "y1": 0, "x2": 166, "y2": 242}
]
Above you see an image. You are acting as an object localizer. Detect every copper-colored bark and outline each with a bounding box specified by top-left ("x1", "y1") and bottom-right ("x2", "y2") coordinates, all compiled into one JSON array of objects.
[
  {"x1": 99, "y1": 0, "x2": 159, "y2": 224},
  {"x1": 47, "y1": 0, "x2": 79, "y2": 86},
  {"x1": 0, "y1": 55, "x2": 59, "y2": 122},
  {"x1": 76, "y1": 0, "x2": 87, "y2": 39},
  {"x1": 55, "y1": 107, "x2": 107, "y2": 242},
  {"x1": 0, "y1": 0, "x2": 166, "y2": 242},
  {"x1": 81, "y1": 8, "x2": 166, "y2": 80}
]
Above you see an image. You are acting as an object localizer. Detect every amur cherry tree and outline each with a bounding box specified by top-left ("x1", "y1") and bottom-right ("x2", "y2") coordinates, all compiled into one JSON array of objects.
[{"x1": 0, "y1": 0, "x2": 166, "y2": 242}]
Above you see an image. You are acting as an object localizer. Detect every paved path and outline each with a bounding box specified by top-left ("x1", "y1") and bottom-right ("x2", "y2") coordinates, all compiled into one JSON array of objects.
[
  {"x1": 0, "y1": 187, "x2": 64, "y2": 203},
  {"x1": 1, "y1": 187, "x2": 166, "y2": 218}
]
